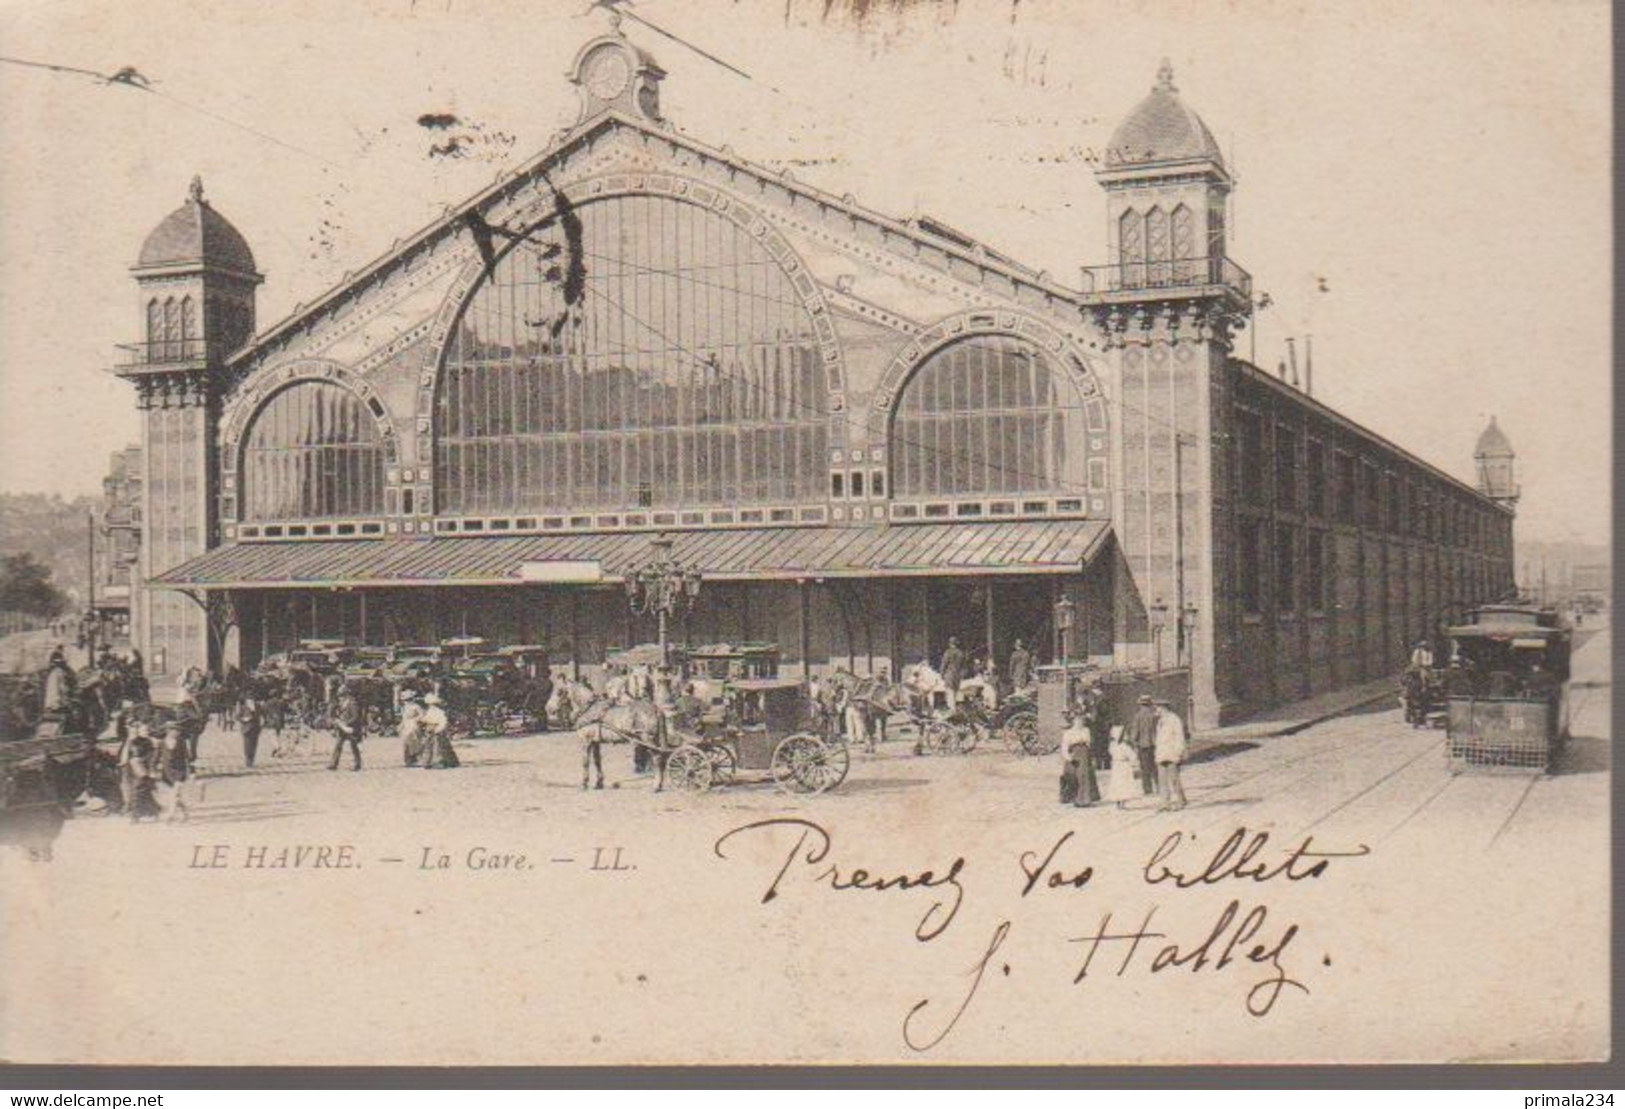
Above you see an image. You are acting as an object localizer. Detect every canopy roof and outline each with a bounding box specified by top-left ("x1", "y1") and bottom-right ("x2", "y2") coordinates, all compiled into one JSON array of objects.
[{"x1": 153, "y1": 520, "x2": 1111, "y2": 590}]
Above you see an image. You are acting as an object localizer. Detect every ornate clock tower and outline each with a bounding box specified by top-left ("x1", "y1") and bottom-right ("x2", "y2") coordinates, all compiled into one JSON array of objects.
[
  {"x1": 568, "y1": 12, "x2": 665, "y2": 124},
  {"x1": 118, "y1": 177, "x2": 261, "y2": 697}
]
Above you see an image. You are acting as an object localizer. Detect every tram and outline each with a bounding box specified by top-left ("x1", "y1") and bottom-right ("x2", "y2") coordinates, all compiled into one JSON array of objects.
[{"x1": 1443, "y1": 604, "x2": 1572, "y2": 773}]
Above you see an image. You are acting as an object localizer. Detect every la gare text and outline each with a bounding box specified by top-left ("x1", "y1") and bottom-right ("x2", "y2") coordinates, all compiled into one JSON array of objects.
[{"x1": 187, "y1": 844, "x2": 533, "y2": 871}]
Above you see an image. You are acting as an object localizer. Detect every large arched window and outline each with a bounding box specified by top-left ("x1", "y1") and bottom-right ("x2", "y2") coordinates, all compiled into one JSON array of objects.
[
  {"x1": 890, "y1": 335, "x2": 1105, "y2": 499},
  {"x1": 242, "y1": 381, "x2": 385, "y2": 520},
  {"x1": 435, "y1": 194, "x2": 829, "y2": 514}
]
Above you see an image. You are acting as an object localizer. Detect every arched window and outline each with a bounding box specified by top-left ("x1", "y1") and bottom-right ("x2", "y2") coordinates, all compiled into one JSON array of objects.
[
  {"x1": 242, "y1": 381, "x2": 385, "y2": 521},
  {"x1": 163, "y1": 297, "x2": 180, "y2": 359},
  {"x1": 1145, "y1": 206, "x2": 1171, "y2": 285},
  {"x1": 435, "y1": 194, "x2": 829, "y2": 514},
  {"x1": 1118, "y1": 209, "x2": 1148, "y2": 290},
  {"x1": 890, "y1": 335, "x2": 1105, "y2": 499},
  {"x1": 146, "y1": 299, "x2": 162, "y2": 354},
  {"x1": 180, "y1": 295, "x2": 196, "y2": 355},
  {"x1": 1171, "y1": 204, "x2": 1196, "y2": 282}
]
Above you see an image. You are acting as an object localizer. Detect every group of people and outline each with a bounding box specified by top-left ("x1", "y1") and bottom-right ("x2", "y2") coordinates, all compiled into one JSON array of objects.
[
  {"x1": 112, "y1": 716, "x2": 194, "y2": 824},
  {"x1": 1062, "y1": 693, "x2": 1189, "y2": 812},
  {"x1": 932, "y1": 635, "x2": 1034, "y2": 712},
  {"x1": 396, "y1": 689, "x2": 456, "y2": 770}
]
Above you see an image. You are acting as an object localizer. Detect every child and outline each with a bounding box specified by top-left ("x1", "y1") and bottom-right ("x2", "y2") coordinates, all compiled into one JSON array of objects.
[
  {"x1": 1105, "y1": 724, "x2": 1140, "y2": 808},
  {"x1": 156, "y1": 724, "x2": 193, "y2": 823}
]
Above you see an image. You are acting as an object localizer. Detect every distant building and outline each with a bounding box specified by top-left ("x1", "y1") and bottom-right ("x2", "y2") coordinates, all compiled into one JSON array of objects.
[
  {"x1": 95, "y1": 445, "x2": 143, "y2": 647},
  {"x1": 116, "y1": 29, "x2": 1515, "y2": 720}
]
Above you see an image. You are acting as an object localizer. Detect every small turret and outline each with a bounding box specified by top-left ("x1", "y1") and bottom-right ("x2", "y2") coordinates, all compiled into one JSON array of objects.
[{"x1": 1474, "y1": 415, "x2": 1519, "y2": 508}]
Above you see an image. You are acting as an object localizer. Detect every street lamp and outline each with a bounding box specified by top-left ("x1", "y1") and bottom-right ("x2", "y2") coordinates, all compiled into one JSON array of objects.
[
  {"x1": 624, "y1": 532, "x2": 702, "y2": 667},
  {"x1": 1054, "y1": 595, "x2": 1076, "y2": 666},
  {"x1": 1149, "y1": 597, "x2": 1169, "y2": 672}
]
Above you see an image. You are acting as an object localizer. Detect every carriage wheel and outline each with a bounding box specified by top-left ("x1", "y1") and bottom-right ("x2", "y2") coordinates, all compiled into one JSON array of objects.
[
  {"x1": 958, "y1": 724, "x2": 984, "y2": 754},
  {"x1": 772, "y1": 733, "x2": 849, "y2": 794},
  {"x1": 1000, "y1": 710, "x2": 1039, "y2": 755},
  {"x1": 1020, "y1": 720, "x2": 1059, "y2": 756},
  {"x1": 664, "y1": 745, "x2": 714, "y2": 793},
  {"x1": 921, "y1": 720, "x2": 955, "y2": 755},
  {"x1": 705, "y1": 745, "x2": 737, "y2": 785}
]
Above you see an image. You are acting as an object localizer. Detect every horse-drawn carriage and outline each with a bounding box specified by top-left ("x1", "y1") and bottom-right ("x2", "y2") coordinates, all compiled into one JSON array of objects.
[
  {"x1": 663, "y1": 678, "x2": 850, "y2": 794},
  {"x1": 440, "y1": 647, "x2": 552, "y2": 737}
]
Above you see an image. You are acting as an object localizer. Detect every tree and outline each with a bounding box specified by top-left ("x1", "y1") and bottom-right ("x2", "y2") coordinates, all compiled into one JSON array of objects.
[{"x1": 0, "y1": 552, "x2": 69, "y2": 617}]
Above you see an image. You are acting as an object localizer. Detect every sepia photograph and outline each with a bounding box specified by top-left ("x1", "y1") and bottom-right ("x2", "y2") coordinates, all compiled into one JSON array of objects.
[{"x1": 0, "y1": 0, "x2": 1611, "y2": 1072}]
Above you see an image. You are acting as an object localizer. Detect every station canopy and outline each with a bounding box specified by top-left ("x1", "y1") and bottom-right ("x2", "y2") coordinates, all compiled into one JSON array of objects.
[{"x1": 153, "y1": 520, "x2": 1110, "y2": 590}]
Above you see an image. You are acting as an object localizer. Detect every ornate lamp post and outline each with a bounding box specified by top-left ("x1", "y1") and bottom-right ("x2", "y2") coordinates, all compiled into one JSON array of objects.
[
  {"x1": 1054, "y1": 594, "x2": 1076, "y2": 667},
  {"x1": 1149, "y1": 596, "x2": 1169, "y2": 672},
  {"x1": 624, "y1": 533, "x2": 702, "y2": 667},
  {"x1": 1181, "y1": 601, "x2": 1200, "y2": 728}
]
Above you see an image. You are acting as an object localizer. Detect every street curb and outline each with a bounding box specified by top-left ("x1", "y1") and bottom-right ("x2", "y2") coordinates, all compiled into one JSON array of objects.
[
  {"x1": 1270, "y1": 687, "x2": 1397, "y2": 736},
  {"x1": 1188, "y1": 682, "x2": 1399, "y2": 752}
]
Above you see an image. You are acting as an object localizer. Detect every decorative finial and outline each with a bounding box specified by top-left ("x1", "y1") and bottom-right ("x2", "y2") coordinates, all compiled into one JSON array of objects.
[
  {"x1": 1155, "y1": 58, "x2": 1176, "y2": 93},
  {"x1": 607, "y1": 8, "x2": 622, "y2": 31},
  {"x1": 188, "y1": 175, "x2": 205, "y2": 204}
]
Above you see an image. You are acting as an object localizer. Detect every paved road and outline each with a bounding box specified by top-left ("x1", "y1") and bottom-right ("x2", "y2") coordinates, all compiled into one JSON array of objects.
[{"x1": 2, "y1": 626, "x2": 1608, "y2": 1065}]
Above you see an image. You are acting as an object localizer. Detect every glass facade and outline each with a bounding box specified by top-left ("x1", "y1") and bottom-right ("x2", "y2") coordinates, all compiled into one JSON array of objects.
[
  {"x1": 435, "y1": 194, "x2": 829, "y2": 513},
  {"x1": 242, "y1": 381, "x2": 385, "y2": 520},
  {"x1": 890, "y1": 335, "x2": 1100, "y2": 498}
]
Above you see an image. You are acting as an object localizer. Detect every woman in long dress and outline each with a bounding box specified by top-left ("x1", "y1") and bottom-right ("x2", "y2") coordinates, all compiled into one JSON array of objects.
[
  {"x1": 399, "y1": 693, "x2": 426, "y2": 766},
  {"x1": 1104, "y1": 724, "x2": 1140, "y2": 808}
]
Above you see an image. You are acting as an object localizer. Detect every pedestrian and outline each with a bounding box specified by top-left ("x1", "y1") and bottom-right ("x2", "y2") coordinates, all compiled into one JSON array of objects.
[
  {"x1": 238, "y1": 694, "x2": 263, "y2": 769},
  {"x1": 1126, "y1": 693, "x2": 1159, "y2": 796},
  {"x1": 327, "y1": 688, "x2": 363, "y2": 771},
  {"x1": 419, "y1": 693, "x2": 456, "y2": 769},
  {"x1": 1153, "y1": 700, "x2": 1188, "y2": 811},
  {"x1": 1105, "y1": 724, "x2": 1140, "y2": 808},
  {"x1": 1059, "y1": 710, "x2": 1099, "y2": 807},
  {"x1": 939, "y1": 637, "x2": 966, "y2": 709},
  {"x1": 1082, "y1": 686, "x2": 1111, "y2": 771},
  {"x1": 399, "y1": 691, "x2": 426, "y2": 766},
  {"x1": 118, "y1": 721, "x2": 158, "y2": 822},
  {"x1": 156, "y1": 723, "x2": 194, "y2": 823},
  {"x1": 1007, "y1": 638, "x2": 1033, "y2": 694}
]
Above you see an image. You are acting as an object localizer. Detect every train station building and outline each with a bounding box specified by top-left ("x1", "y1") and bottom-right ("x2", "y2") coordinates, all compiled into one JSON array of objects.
[{"x1": 119, "y1": 26, "x2": 1517, "y2": 725}]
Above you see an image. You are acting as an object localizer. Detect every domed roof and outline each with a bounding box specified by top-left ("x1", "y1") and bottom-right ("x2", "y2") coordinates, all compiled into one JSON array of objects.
[
  {"x1": 1105, "y1": 61, "x2": 1226, "y2": 170},
  {"x1": 1475, "y1": 416, "x2": 1514, "y2": 457},
  {"x1": 136, "y1": 177, "x2": 258, "y2": 275}
]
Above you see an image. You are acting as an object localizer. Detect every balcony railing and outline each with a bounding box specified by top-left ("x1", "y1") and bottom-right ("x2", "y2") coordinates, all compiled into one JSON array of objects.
[
  {"x1": 115, "y1": 338, "x2": 225, "y2": 368},
  {"x1": 1078, "y1": 256, "x2": 1252, "y2": 300}
]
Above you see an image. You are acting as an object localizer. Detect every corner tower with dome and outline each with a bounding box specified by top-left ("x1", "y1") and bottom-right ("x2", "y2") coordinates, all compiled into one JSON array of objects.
[
  {"x1": 119, "y1": 25, "x2": 1515, "y2": 725},
  {"x1": 1474, "y1": 417, "x2": 1519, "y2": 508},
  {"x1": 116, "y1": 177, "x2": 261, "y2": 693}
]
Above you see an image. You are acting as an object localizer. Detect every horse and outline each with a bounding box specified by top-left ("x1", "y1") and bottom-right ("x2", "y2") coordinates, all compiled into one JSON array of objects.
[
  {"x1": 571, "y1": 689, "x2": 668, "y2": 791},
  {"x1": 546, "y1": 675, "x2": 593, "y2": 731}
]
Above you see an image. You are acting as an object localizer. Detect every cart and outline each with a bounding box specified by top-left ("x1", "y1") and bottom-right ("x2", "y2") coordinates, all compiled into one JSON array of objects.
[{"x1": 663, "y1": 678, "x2": 849, "y2": 794}]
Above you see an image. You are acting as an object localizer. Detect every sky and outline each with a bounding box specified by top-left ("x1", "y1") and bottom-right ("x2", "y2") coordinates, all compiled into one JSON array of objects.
[{"x1": 0, "y1": 0, "x2": 1611, "y2": 547}]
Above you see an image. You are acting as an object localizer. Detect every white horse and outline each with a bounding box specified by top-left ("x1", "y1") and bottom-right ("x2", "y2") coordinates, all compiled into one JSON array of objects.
[
  {"x1": 572, "y1": 689, "x2": 668, "y2": 791},
  {"x1": 901, "y1": 662, "x2": 949, "y2": 716}
]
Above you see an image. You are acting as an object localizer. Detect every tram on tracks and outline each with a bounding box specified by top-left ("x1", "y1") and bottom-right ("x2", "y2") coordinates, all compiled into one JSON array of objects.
[{"x1": 1442, "y1": 603, "x2": 1572, "y2": 773}]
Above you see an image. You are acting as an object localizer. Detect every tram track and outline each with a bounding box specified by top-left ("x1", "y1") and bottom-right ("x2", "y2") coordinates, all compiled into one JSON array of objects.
[{"x1": 1485, "y1": 771, "x2": 1543, "y2": 849}]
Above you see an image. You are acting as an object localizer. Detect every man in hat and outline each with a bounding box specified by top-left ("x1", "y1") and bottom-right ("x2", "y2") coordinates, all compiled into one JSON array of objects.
[
  {"x1": 939, "y1": 637, "x2": 966, "y2": 709},
  {"x1": 327, "y1": 687, "x2": 364, "y2": 771},
  {"x1": 238, "y1": 693, "x2": 263, "y2": 769},
  {"x1": 1125, "y1": 693, "x2": 1159, "y2": 796},
  {"x1": 156, "y1": 723, "x2": 194, "y2": 823},
  {"x1": 1152, "y1": 700, "x2": 1189, "y2": 811},
  {"x1": 1007, "y1": 638, "x2": 1033, "y2": 694}
]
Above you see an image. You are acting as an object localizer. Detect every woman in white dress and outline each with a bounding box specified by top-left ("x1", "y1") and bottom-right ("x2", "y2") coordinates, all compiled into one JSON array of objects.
[{"x1": 1104, "y1": 724, "x2": 1140, "y2": 808}]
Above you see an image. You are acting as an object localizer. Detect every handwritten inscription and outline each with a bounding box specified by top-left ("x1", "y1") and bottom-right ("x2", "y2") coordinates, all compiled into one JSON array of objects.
[
  {"x1": 713, "y1": 820, "x2": 1371, "y2": 1051},
  {"x1": 714, "y1": 817, "x2": 966, "y2": 941}
]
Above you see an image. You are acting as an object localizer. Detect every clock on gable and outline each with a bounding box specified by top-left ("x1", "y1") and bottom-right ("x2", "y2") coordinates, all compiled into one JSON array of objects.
[{"x1": 570, "y1": 32, "x2": 665, "y2": 123}]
